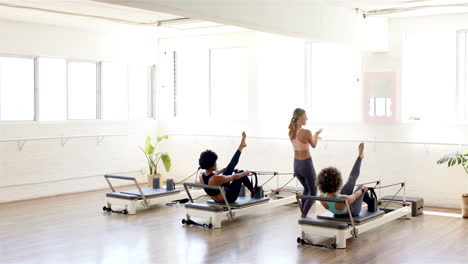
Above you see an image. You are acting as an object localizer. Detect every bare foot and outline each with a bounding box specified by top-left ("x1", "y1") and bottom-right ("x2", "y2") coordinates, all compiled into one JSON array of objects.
[
  {"x1": 238, "y1": 131, "x2": 247, "y2": 150},
  {"x1": 358, "y1": 142, "x2": 364, "y2": 158}
]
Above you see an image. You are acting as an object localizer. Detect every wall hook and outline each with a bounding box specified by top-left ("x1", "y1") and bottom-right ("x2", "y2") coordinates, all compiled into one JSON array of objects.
[{"x1": 17, "y1": 140, "x2": 26, "y2": 151}]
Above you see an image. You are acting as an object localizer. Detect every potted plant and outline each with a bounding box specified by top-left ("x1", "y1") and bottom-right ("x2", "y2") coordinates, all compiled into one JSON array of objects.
[
  {"x1": 437, "y1": 151, "x2": 468, "y2": 218},
  {"x1": 140, "y1": 135, "x2": 172, "y2": 187}
]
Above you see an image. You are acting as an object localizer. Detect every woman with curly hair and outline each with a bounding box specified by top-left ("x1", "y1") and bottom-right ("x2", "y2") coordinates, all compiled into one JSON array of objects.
[
  {"x1": 289, "y1": 108, "x2": 323, "y2": 218},
  {"x1": 198, "y1": 132, "x2": 256, "y2": 203},
  {"x1": 317, "y1": 142, "x2": 372, "y2": 216}
]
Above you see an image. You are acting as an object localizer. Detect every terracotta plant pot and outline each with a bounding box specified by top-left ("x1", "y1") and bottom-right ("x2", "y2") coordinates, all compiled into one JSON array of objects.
[{"x1": 462, "y1": 193, "x2": 468, "y2": 218}]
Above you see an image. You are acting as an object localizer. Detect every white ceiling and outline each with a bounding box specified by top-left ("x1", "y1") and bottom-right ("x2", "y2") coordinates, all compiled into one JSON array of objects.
[
  {"x1": 0, "y1": 0, "x2": 183, "y2": 28},
  {"x1": 0, "y1": 0, "x2": 467, "y2": 30},
  {"x1": 331, "y1": 0, "x2": 468, "y2": 11}
]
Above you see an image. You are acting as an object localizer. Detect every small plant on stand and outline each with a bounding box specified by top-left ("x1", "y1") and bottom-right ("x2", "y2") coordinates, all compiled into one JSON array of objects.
[{"x1": 140, "y1": 135, "x2": 171, "y2": 187}]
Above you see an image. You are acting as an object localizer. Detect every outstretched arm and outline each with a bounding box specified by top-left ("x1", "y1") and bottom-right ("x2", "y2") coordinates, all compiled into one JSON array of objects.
[
  {"x1": 308, "y1": 129, "x2": 322, "y2": 148},
  {"x1": 209, "y1": 171, "x2": 250, "y2": 186},
  {"x1": 341, "y1": 186, "x2": 368, "y2": 205}
]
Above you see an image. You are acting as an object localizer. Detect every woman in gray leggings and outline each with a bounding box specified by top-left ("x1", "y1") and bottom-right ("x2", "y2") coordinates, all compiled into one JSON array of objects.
[
  {"x1": 289, "y1": 108, "x2": 323, "y2": 218},
  {"x1": 317, "y1": 143, "x2": 371, "y2": 217}
]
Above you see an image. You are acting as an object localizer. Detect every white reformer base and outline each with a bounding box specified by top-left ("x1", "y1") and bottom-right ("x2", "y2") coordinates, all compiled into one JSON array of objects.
[
  {"x1": 299, "y1": 206, "x2": 411, "y2": 249},
  {"x1": 106, "y1": 189, "x2": 206, "y2": 215},
  {"x1": 184, "y1": 190, "x2": 297, "y2": 229}
]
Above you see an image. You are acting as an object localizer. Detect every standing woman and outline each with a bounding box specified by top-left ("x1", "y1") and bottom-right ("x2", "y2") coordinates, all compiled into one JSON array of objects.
[{"x1": 289, "y1": 108, "x2": 322, "y2": 218}]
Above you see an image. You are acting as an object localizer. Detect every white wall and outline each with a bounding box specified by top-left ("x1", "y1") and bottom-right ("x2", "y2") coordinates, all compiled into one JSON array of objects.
[
  {"x1": 157, "y1": 27, "x2": 468, "y2": 209},
  {"x1": 0, "y1": 19, "x2": 159, "y2": 203}
]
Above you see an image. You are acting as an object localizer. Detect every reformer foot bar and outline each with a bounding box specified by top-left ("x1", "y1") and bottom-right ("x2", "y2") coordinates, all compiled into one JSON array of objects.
[
  {"x1": 103, "y1": 174, "x2": 206, "y2": 215},
  {"x1": 297, "y1": 182, "x2": 412, "y2": 249},
  {"x1": 182, "y1": 181, "x2": 298, "y2": 229}
]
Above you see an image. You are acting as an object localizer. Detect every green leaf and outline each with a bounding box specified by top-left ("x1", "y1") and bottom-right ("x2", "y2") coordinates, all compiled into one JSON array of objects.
[
  {"x1": 157, "y1": 135, "x2": 169, "y2": 143},
  {"x1": 144, "y1": 136, "x2": 155, "y2": 154},
  {"x1": 161, "y1": 153, "x2": 171, "y2": 172}
]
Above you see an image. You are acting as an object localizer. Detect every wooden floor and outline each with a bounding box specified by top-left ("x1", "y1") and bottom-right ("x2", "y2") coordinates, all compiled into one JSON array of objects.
[{"x1": 1, "y1": 188, "x2": 467, "y2": 264}]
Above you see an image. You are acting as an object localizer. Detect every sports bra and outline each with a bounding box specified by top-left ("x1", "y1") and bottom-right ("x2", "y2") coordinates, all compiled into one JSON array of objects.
[
  {"x1": 291, "y1": 130, "x2": 309, "y2": 151},
  {"x1": 202, "y1": 173, "x2": 220, "y2": 196},
  {"x1": 323, "y1": 193, "x2": 348, "y2": 215},
  {"x1": 202, "y1": 173, "x2": 229, "y2": 196}
]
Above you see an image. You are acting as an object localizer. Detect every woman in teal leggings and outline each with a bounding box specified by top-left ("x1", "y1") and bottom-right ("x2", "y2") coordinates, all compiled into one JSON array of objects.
[{"x1": 317, "y1": 142, "x2": 372, "y2": 217}]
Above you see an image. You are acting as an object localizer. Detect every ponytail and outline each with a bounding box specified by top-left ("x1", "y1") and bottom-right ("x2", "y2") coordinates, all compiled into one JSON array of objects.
[{"x1": 288, "y1": 108, "x2": 306, "y2": 139}]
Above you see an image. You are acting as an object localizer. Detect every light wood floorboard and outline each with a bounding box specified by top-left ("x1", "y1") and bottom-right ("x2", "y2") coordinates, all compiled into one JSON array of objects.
[{"x1": 1, "y1": 188, "x2": 467, "y2": 264}]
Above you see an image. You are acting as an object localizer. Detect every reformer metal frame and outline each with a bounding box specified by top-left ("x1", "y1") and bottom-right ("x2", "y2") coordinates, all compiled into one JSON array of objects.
[
  {"x1": 103, "y1": 174, "x2": 205, "y2": 215},
  {"x1": 297, "y1": 181, "x2": 411, "y2": 249},
  {"x1": 182, "y1": 175, "x2": 298, "y2": 229}
]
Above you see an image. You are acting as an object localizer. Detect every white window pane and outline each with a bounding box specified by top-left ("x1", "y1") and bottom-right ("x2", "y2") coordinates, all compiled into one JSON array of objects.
[
  {"x1": 38, "y1": 58, "x2": 67, "y2": 121},
  {"x1": 402, "y1": 31, "x2": 456, "y2": 121},
  {"x1": 257, "y1": 34, "x2": 305, "y2": 120},
  {"x1": 176, "y1": 49, "x2": 209, "y2": 118},
  {"x1": 0, "y1": 57, "x2": 34, "y2": 121},
  {"x1": 68, "y1": 61, "x2": 97, "y2": 119},
  {"x1": 310, "y1": 43, "x2": 361, "y2": 122},
  {"x1": 102, "y1": 63, "x2": 128, "y2": 120},
  {"x1": 210, "y1": 47, "x2": 248, "y2": 120},
  {"x1": 129, "y1": 65, "x2": 152, "y2": 119},
  {"x1": 375, "y1": 97, "x2": 386, "y2": 116}
]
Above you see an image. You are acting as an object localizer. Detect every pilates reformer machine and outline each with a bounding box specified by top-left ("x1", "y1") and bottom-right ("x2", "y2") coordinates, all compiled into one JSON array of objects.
[
  {"x1": 297, "y1": 181, "x2": 412, "y2": 249},
  {"x1": 181, "y1": 171, "x2": 300, "y2": 229},
  {"x1": 102, "y1": 173, "x2": 206, "y2": 215}
]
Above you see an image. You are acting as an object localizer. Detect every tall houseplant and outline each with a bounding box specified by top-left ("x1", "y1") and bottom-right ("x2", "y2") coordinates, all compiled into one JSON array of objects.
[
  {"x1": 140, "y1": 135, "x2": 172, "y2": 186},
  {"x1": 437, "y1": 151, "x2": 468, "y2": 218}
]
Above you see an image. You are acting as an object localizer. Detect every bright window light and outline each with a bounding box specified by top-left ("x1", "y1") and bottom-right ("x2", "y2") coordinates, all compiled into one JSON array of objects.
[
  {"x1": 309, "y1": 42, "x2": 361, "y2": 122},
  {"x1": 129, "y1": 65, "x2": 153, "y2": 119},
  {"x1": 257, "y1": 34, "x2": 305, "y2": 120},
  {"x1": 38, "y1": 57, "x2": 67, "y2": 121},
  {"x1": 0, "y1": 57, "x2": 34, "y2": 121},
  {"x1": 68, "y1": 61, "x2": 97, "y2": 120},
  {"x1": 102, "y1": 62, "x2": 128, "y2": 120},
  {"x1": 175, "y1": 49, "x2": 209, "y2": 118},
  {"x1": 210, "y1": 47, "x2": 248, "y2": 120},
  {"x1": 402, "y1": 31, "x2": 456, "y2": 122}
]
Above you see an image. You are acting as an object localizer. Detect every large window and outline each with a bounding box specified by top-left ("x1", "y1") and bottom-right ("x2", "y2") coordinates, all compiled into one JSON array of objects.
[
  {"x1": 309, "y1": 42, "x2": 361, "y2": 122},
  {"x1": 0, "y1": 57, "x2": 34, "y2": 121},
  {"x1": 102, "y1": 62, "x2": 128, "y2": 120},
  {"x1": 67, "y1": 61, "x2": 98, "y2": 120},
  {"x1": 129, "y1": 65, "x2": 153, "y2": 119},
  {"x1": 457, "y1": 30, "x2": 468, "y2": 122},
  {"x1": 38, "y1": 58, "x2": 67, "y2": 121},
  {"x1": 257, "y1": 34, "x2": 305, "y2": 120},
  {"x1": 210, "y1": 47, "x2": 248, "y2": 120},
  {"x1": 175, "y1": 49, "x2": 209, "y2": 118},
  {"x1": 402, "y1": 31, "x2": 456, "y2": 122}
]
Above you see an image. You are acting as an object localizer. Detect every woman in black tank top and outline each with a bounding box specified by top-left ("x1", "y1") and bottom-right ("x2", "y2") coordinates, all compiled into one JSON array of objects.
[{"x1": 198, "y1": 132, "x2": 255, "y2": 203}]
